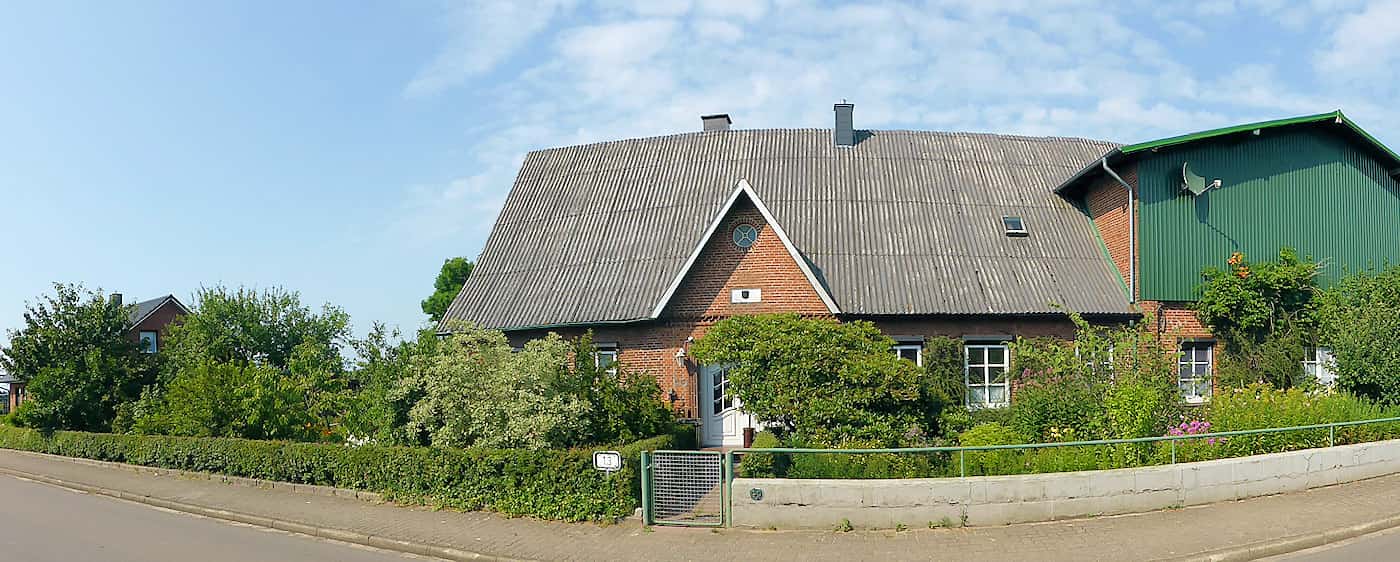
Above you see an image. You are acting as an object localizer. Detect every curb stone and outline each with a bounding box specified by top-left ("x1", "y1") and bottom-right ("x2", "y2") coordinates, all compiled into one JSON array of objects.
[
  {"x1": 0, "y1": 464, "x2": 525, "y2": 562},
  {"x1": 1167, "y1": 512, "x2": 1400, "y2": 561}
]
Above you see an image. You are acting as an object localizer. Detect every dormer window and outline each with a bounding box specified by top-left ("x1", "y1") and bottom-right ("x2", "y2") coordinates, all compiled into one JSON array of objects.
[{"x1": 1002, "y1": 216, "x2": 1028, "y2": 237}]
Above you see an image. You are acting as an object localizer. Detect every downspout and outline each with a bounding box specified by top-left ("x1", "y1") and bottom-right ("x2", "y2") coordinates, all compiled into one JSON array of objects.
[{"x1": 1101, "y1": 158, "x2": 1135, "y2": 302}]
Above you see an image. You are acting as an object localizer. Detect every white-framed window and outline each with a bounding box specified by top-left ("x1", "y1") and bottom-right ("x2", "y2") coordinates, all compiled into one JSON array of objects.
[
  {"x1": 1303, "y1": 347, "x2": 1336, "y2": 386},
  {"x1": 893, "y1": 338, "x2": 923, "y2": 367},
  {"x1": 139, "y1": 331, "x2": 159, "y2": 354},
  {"x1": 965, "y1": 343, "x2": 1010, "y2": 408},
  {"x1": 711, "y1": 365, "x2": 734, "y2": 415},
  {"x1": 1178, "y1": 342, "x2": 1213, "y2": 404},
  {"x1": 594, "y1": 345, "x2": 618, "y2": 376}
]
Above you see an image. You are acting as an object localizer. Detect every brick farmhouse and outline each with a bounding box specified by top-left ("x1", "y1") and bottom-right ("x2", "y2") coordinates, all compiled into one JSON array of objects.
[{"x1": 442, "y1": 106, "x2": 1400, "y2": 447}]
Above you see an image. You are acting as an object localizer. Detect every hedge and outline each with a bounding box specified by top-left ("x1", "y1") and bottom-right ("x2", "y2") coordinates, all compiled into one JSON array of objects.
[{"x1": 0, "y1": 423, "x2": 695, "y2": 522}]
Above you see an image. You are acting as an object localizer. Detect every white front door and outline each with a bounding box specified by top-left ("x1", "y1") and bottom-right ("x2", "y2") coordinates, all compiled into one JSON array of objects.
[{"x1": 700, "y1": 364, "x2": 756, "y2": 448}]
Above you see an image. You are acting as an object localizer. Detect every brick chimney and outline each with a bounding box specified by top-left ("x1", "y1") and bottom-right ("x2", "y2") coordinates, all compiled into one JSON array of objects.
[{"x1": 701, "y1": 114, "x2": 732, "y2": 132}]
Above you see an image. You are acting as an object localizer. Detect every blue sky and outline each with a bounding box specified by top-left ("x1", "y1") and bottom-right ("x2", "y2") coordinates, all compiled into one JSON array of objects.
[{"x1": 2, "y1": 0, "x2": 1398, "y2": 343}]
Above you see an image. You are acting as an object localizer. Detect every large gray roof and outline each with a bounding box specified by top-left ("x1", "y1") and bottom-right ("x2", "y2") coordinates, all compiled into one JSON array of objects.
[{"x1": 443, "y1": 128, "x2": 1133, "y2": 331}]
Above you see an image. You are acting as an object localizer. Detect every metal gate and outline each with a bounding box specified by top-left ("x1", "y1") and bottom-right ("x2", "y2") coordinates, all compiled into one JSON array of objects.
[{"x1": 641, "y1": 450, "x2": 726, "y2": 527}]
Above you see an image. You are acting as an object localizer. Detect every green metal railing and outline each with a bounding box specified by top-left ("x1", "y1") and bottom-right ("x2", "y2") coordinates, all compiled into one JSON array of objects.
[{"x1": 718, "y1": 415, "x2": 1400, "y2": 526}]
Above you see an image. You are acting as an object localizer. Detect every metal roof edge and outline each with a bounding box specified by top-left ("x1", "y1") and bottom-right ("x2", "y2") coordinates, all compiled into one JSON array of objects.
[
  {"x1": 436, "y1": 316, "x2": 653, "y2": 335},
  {"x1": 839, "y1": 311, "x2": 1141, "y2": 320},
  {"x1": 1117, "y1": 111, "x2": 1345, "y2": 155},
  {"x1": 1055, "y1": 110, "x2": 1400, "y2": 196},
  {"x1": 1052, "y1": 150, "x2": 1121, "y2": 196}
]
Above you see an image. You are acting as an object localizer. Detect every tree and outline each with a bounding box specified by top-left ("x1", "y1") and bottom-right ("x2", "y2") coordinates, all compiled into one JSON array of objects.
[
  {"x1": 421, "y1": 258, "x2": 474, "y2": 323},
  {"x1": 124, "y1": 285, "x2": 354, "y2": 441},
  {"x1": 162, "y1": 285, "x2": 351, "y2": 374},
  {"x1": 1316, "y1": 266, "x2": 1400, "y2": 404},
  {"x1": 342, "y1": 324, "x2": 440, "y2": 446},
  {"x1": 690, "y1": 314, "x2": 931, "y2": 447},
  {"x1": 0, "y1": 283, "x2": 157, "y2": 431}
]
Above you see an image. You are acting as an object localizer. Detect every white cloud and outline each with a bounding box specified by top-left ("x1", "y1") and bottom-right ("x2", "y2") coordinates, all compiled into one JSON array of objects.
[
  {"x1": 693, "y1": 19, "x2": 744, "y2": 43},
  {"x1": 403, "y1": 0, "x2": 574, "y2": 98},
  {"x1": 697, "y1": 0, "x2": 767, "y2": 21},
  {"x1": 557, "y1": 19, "x2": 678, "y2": 67},
  {"x1": 1315, "y1": 0, "x2": 1400, "y2": 80},
  {"x1": 391, "y1": 0, "x2": 1400, "y2": 250}
]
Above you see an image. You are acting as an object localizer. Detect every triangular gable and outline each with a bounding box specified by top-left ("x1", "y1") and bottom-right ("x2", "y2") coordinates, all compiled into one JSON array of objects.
[
  {"x1": 649, "y1": 179, "x2": 840, "y2": 318},
  {"x1": 129, "y1": 295, "x2": 193, "y2": 327}
]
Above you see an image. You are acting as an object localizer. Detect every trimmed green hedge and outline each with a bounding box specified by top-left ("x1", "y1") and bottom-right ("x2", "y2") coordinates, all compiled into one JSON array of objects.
[{"x1": 0, "y1": 423, "x2": 695, "y2": 522}]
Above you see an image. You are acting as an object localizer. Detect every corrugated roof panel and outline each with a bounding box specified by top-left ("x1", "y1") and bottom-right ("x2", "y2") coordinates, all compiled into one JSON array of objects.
[{"x1": 442, "y1": 129, "x2": 1131, "y2": 330}]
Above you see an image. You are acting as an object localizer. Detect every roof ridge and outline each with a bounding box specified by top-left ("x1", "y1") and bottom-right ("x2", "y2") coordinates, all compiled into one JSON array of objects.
[{"x1": 526, "y1": 128, "x2": 1120, "y2": 156}]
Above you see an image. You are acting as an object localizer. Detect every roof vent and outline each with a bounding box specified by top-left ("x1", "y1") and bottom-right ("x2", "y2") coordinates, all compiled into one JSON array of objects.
[
  {"x1": 833, "y1": 102, "x2": 854, "y2": 147},
  {"x1": 701, "y1": 114, "x2": 731, "y2": 132}
]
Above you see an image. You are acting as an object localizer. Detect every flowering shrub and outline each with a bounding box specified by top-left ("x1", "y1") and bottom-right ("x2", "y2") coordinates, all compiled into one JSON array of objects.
[
  {"x1": 1196, "y1": 249, "x2": 1322, "y2": 391},
  {"x1": 1166, "y1": 419, "x2": 1213, "y2": 439}
]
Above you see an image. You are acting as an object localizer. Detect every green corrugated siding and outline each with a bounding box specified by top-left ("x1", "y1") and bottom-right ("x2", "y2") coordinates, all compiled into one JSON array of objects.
[{"x1": 1140, "y1": 128, "x2": 1400, "y2": 301}]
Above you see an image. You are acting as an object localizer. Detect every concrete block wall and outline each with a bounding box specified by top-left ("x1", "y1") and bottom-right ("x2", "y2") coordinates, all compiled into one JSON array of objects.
[{"x1": 731, "y1": 439, "x2": 1400, "y2": 529}]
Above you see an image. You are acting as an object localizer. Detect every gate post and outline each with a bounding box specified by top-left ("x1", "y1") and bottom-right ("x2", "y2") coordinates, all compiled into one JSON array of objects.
[
  {"x1": 723, "y1": 451, "x2": 733, "y2": 527},
  {"x1": 640, "y1": 451, "x2": 653, "y2": 526}
]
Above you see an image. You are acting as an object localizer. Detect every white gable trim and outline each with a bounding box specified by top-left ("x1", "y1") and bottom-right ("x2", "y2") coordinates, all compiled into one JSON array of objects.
[
  {"x1": 129, "y1": 295, "x2": 193, "y2": 328},
  {"x1": 648, "y1": 179, "x2": 841, "y2": 319}
]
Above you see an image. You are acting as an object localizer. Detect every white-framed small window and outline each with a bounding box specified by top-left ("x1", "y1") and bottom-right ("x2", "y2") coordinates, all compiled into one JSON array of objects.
[
  {"x1": 1002, "y1": 215, "x2": 1028, "y2": 237},
  {"x1": 139, "y1": 330, "x2": 159, "y2": 354},
  {"x1": 1178, "y1": 342, "x2": 1213, "y2": 404},
  {"x1": 965, "y1": 343, "x2": 1010, "y2": 408},
  {"x1": 595, "y1": 346, "x2": 619, "y2": 376},
  {"x1": 893, "y1": 339, "x2": 923, "y2": 367},
  {"x1": 1303, "y1": 347, "x2": 1336, "y2": 386}
]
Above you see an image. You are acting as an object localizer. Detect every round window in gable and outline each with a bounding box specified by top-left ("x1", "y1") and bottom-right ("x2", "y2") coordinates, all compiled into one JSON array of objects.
[{"x1": 732, "y1": 223, "x2": 758, "y2": 248}]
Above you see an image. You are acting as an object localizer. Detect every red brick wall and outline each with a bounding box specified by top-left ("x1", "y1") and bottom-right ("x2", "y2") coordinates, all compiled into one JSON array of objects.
[
  {"x1": 661, "y1": 198, "x2": 830, "y2": 320},
  {"x1": 7, "y1": 382, "x2": 25, "y2": 412},
  {"x1": 862, "y1": 316, "x2": 1082, "y2": 341},
  {"x1": 1084, "y1": 162, "x2": 1138, "y2": 300},
  {"x1": 1139, "y1": 301, "x2": 1213, "y2": 341},
  {"x1": 1083, "y1": 164, "x2": 1215, "y2": 346}
]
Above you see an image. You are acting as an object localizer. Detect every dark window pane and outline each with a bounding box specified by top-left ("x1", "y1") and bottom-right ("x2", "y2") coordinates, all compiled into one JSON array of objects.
[{"x1": 988, "y1": 346, "x2": 1006, "y2": 365}]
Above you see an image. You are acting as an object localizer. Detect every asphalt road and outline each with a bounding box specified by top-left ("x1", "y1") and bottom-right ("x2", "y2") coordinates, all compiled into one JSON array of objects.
[
  {"x1": 0, "y1": 473, "x2": 426, "y2": 562},
  {"x1": 1265, "y1": 526, "x2": 1400, "y2": 561}
]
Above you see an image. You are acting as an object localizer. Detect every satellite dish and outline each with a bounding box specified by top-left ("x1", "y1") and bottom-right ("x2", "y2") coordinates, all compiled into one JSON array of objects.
[{"x1": 1181, "y1": 162, "x2": 1221, "y2": 196}]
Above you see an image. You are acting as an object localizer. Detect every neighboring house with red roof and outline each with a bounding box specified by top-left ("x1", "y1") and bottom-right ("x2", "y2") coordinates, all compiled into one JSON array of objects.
[
  {"x1": 122, "y1": 294, "x2": 191, "y2": 355},
  {"x1": 2, "y1": 294, "x2": 190, "y2": 412},
  {"x1": 441, "y1": 104, "x2": 1400, "y2": 447}
]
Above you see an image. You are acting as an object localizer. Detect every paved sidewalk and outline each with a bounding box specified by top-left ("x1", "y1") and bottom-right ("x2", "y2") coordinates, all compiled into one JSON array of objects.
[{"x1": 3, "y1": 449, "x2": 1400, "y2": 562}]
